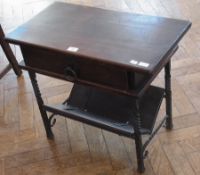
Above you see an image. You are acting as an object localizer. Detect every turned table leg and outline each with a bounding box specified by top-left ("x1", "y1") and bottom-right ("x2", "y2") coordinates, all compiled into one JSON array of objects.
[
  {"x1": 132, "y1": 99, "x2": 145, "y2": 173},
  {"x1": 165, "y1": 61, "x2": 173, "y2": 130},
  {"x1": 28, "y1": 71, "x2": 54, "y2": 139}
]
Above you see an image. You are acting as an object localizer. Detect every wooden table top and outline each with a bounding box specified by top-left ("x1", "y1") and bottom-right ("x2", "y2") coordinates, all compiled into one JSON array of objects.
[{"x1": 5, "y1": 2, "x2": 191, "y2": 74}]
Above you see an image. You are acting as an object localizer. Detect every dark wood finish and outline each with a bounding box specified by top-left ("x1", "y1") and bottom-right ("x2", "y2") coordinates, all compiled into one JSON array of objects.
[
  {"x1": 4, "y1": 2, "x2": 191, "y2": 96},
  {"x1": 0, "y1": 25, "x2": 22, "y2": 78},
  {"x1": 20, "y1": 45, "x2": 149, "y2": 95},
  {"x1": 165, "y1": 61, "x2": 173, "y2": 129},
  {"x1": 44, "y1": 84, "x2": 165, "y2": 137},
  {"x1": 5, "y1": 2, "x2": 191, "y2": 74},
  {"x1": 4, "y1": 2, "x2": 191, "y2": 173},
  {"x1": 18, "y1": 45, "x2": 177, "y2": 98}
]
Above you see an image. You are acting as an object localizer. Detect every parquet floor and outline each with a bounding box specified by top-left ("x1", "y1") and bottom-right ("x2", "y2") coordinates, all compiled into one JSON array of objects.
[{"x1": 0, "y1": 0, "x2": 200, "y2": 174}]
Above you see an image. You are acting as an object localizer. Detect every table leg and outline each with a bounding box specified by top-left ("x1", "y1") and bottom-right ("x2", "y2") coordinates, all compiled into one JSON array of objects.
[
  {"x1": 28, "y1": 71, "x2": 54, "y2": 139},
  {"x1": 165, "y1": 61, "x2": 173, "y2": 129},
  {"x1": 0, "y1": 64, "x2": 12, "y2": 79},
  {"x1": 133, "y1": 100, "x2": 145, "y2": 173},
  {"x1": 0, "y1": 25, "x2": 22, "y2": 77},
  {"x1": 135, "y1": 135, "x2": 145, "y2": 173}
]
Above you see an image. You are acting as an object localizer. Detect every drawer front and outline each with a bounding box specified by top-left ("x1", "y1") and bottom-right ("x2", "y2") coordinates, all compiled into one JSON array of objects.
[{"x1": 21, "y1": 46, "x2": 147, "y2": 91}]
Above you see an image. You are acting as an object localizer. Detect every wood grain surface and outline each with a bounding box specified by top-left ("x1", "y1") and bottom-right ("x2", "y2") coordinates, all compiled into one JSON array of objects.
[{"x1": 0, "y1": 0, "x2": 200, "y2": 174}]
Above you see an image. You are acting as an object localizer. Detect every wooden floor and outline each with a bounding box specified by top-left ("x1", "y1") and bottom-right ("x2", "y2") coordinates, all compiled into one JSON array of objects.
[{"x1": 0, "y1": 0, "x2": 200, "y2": 174}]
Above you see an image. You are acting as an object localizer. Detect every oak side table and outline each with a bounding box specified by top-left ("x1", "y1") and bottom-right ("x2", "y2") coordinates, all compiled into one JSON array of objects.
[{"x1": 4, "y1": 2, "x2": 191, "y2": 173}]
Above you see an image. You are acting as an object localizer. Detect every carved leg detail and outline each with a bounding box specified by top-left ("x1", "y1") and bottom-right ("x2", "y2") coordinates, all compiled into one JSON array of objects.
[
  {"x1": 28, "y1": 71, "x2": 54, "y2": 139},
  {"x1": 165, "y1": 61, "x2": 173, "y2": 130},
  {"x1": 132, "y1": 100, "x2": 145, "y2": 173}
]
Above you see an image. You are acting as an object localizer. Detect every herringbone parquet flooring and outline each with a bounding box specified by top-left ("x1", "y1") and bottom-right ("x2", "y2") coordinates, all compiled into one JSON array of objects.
[{"x1": 0, "y1": 0, "x2": 200, "y2": 174}]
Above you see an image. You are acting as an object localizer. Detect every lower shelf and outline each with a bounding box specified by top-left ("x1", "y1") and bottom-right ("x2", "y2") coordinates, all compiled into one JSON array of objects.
[{"x1": 44, "y1": 84, "x2": 165, "y2": 138}]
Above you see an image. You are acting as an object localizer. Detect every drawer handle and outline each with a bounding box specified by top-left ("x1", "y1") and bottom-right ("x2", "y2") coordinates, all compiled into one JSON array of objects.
[{"x1": 64, "y1": 67, "x2": 77, "y2": 81}]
